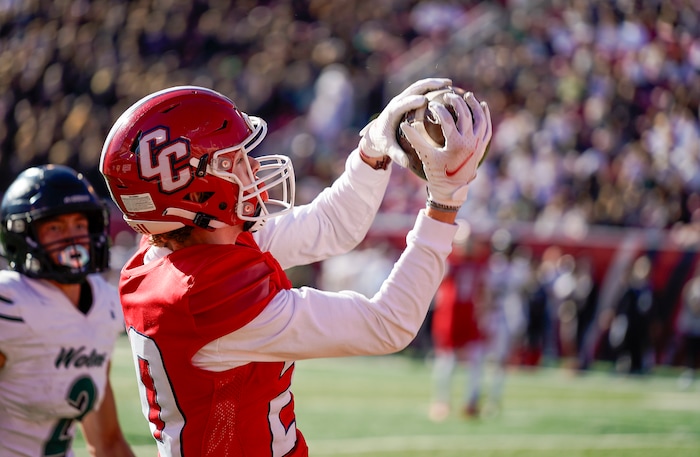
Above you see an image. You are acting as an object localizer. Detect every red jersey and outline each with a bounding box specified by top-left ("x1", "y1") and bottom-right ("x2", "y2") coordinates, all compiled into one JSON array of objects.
[
  {"x1": 120, "y1": 233, "x2": 307, "y2": 457},
  {"x1": 431, "y1": 260, "x2": 485, "y2": 350}
]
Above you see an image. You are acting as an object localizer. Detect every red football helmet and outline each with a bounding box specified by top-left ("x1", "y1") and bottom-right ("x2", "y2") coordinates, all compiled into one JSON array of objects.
[{"x1": 100, "y1": 86, "x2": 294, "y2": 234}]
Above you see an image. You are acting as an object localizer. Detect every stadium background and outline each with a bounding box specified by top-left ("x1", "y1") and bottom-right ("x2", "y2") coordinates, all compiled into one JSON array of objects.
[{"x1": 1, "y1": 0, "x2": 699, "y2": 372}]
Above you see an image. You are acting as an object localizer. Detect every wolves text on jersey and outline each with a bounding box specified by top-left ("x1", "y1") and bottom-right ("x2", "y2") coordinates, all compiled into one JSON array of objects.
[{"x1": 54, "y1": 346, "x2": 108, "y2": 369}]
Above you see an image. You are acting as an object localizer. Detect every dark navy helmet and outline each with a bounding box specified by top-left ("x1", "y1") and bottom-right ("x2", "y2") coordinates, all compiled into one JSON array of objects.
[{"x1": 0, "y1": 165, "x2": 110, "y2": 283}]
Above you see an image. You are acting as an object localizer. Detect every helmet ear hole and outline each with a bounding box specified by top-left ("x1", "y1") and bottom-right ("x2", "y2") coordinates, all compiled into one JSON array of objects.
[{"x1": 184, "y1": 192, "x2": 213, "y2": 203}]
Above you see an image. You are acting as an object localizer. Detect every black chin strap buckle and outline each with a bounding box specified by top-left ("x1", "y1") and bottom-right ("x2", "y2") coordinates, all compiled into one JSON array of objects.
[{"x1": 193, "y1": 212, "x2": 213, "y2": 229}]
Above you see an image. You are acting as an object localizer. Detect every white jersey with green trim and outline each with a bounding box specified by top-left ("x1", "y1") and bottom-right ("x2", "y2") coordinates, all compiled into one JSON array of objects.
[{"x1": 0, "y1": 271, "x2": 124, "y2": 457}]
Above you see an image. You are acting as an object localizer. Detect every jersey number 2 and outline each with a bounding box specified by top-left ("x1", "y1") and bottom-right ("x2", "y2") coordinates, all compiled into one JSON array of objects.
[{"x1": 44, "y1": 376, "x2": 97, "y2": 457}]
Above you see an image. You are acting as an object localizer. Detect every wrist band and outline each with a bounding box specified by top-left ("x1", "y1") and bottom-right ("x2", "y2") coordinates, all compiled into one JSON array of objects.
[
  {"x1": 426, "y1": 199, "x2": 461, "y2": 213},
  {"x1": 359, "y1": 147, "x2": 391, "y2": 170}
]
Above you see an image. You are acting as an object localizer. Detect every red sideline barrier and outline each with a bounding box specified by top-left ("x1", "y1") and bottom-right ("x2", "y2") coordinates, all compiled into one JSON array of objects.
[{"x1": 366, "y1": 214, "x2": 700, "y2": 368}]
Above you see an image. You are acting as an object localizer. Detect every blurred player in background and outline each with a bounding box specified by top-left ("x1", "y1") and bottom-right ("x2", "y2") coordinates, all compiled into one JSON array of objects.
[
  {"x1": 479, "y1": 235, "x2": 529, "y2": 411},
  {"x1": 428, "y1": 225, "x2": 490, "y2": 421},
  {"x1": 0, "y1": 165, "x2": 135, "y2": 457},
  {"x1": 100, "y1": 79, "x2": 491, "y2": 456},
  {"x1": 609, "y1": 254, "x2": 654, "y2": 374}
]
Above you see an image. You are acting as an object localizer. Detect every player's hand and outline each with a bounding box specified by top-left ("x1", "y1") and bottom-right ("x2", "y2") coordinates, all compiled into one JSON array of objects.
[
  {"x1": 359, "y1": 78, "x2": 452, "y2": 168},
  {"x1": 401, "y1": 91, "x2": 492, "y2": 209}
]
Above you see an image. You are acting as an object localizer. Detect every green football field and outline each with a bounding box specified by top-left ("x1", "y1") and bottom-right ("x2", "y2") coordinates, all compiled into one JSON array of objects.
[{"x1": 74, "y1": 334, "x2": 700, "y2": 456}]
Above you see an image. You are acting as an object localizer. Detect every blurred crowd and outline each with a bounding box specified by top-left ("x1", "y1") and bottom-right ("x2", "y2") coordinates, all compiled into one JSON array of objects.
[
  {"x1": 454, "y1": 0, "x2": 700, "y2": 240},
  {"x1": 0, "y1": 0, "x2": 699, "y2": 241}
]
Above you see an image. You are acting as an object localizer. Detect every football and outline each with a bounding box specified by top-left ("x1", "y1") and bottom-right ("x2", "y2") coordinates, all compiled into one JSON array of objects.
[{"x1": 396, "y1": 86, "x2": 488, "y2": 180}]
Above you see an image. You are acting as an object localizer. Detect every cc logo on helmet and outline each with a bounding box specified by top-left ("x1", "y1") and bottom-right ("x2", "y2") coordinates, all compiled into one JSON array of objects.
[{"x1": 137, "y1": 127, "x2": 193, "y2": 194}]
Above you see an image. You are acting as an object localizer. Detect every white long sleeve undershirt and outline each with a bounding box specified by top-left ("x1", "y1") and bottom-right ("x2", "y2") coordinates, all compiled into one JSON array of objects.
[{"x1": 145, "y1": 149, "x2": 457, "y2": 370}]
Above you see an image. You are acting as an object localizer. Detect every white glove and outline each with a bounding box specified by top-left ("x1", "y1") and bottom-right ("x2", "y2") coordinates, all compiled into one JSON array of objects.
[
  {"x1": 359, "y1": 78, "x2": 452, "y2": 164},
  {"x1": 400, "y1": 91, "x2": 492, "y2": 209}
]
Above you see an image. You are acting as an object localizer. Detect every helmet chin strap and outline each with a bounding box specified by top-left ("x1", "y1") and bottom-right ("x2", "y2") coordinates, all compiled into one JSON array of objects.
[
  {"x1": 163, "y1": 206, "x2": 264, "y2": 232},
  {"x1": 162, "y1": 208, "x2": 228, "y2": 230}
]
